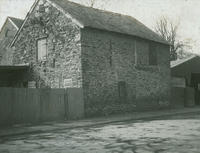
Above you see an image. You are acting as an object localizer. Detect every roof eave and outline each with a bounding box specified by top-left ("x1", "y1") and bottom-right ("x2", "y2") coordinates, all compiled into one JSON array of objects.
[{"x1": 83, "y1": 26, "x2": 170, "y2": 45}]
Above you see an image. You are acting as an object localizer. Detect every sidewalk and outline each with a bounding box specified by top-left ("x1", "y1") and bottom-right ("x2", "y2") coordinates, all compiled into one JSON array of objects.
[{"x1": 0, "y1": 107, "x2": 200, "y2": 138}]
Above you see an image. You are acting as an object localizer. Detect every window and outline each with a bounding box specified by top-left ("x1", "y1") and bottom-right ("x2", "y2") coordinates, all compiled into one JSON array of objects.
[
  {"x1": 37, "y1": 38, "x2": 47, "y2": 60},
  {"x1": 39, "y1": 4, "x2": 45, "y2": 13},
  {"x1": 118, "y1": 81, "x2": 127, "y2": 103},
  {"x1": 149, "y1": 42, "x2": 157, "y2": 65}
]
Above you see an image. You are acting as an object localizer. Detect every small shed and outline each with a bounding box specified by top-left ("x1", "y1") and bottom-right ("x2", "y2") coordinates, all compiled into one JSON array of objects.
[
  {"x1": 171, "y1": 55, "x2": 200, "y2": 105},
  {"x1": 0, "y1": 65, "x2": 29, "y2": 87}
]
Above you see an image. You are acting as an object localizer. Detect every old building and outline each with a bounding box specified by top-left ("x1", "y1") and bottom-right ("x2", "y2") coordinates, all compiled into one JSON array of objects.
[
  {"x1": 1, "y1": 0, "x2": 171, "y2": 116},
  {"x1": 0, "y1": 17, "x2": 26, "y2": 87},
  {"x1": 0, "y1": 17, "x2": 23, "y2": 63},
  {"x1": 171, "y1": 55, "x2": 200, "y2": 106}
]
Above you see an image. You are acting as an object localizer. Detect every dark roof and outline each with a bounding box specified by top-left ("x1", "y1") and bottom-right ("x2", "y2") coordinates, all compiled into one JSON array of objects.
[
  {"x1": 170, "y1": 54, "x2": 200, "y2": 68},
  {"x1": 170, "y1": 55, "x2": 197, "y2": 68},
  {"x1": 0, "y1": 65, "x2": 29, "y2": 72},
  {"x1": 8, "y1": 17, "x2": 23, "y2": 29},
  {"x1": 50, "y1": 0, "x2": 168, "y2": 45}
]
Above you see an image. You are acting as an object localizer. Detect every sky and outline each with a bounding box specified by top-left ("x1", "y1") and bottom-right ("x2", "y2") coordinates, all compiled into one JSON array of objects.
[{"x1": 0, "y1": 0, "x2": 200, "y2": 53}]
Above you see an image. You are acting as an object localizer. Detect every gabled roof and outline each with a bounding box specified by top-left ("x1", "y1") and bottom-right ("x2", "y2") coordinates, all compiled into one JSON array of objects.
[
  {"x1": 0, "y1": 16, "x2": 23, "y2": 35},
  {"x1": 8, "y1": 17, "x2": 23, "y2": 29},
  {"x1": 50, "y1": 0, "x2": 168, "y2": 45},
  {"x1": 11, "y1": 0, "x2": 169, "y2": 46},
  {"x1": 170, "y1": 55, "x2": 197, "y2": 68}
]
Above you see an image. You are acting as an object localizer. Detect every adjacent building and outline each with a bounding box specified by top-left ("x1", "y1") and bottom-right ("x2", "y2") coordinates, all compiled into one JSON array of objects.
[
  {"x1": 171, "y1": 55, "x2": 200, "y2": 106},
  {"x1": 0, "y1": 17, "x2": 23, "y2": 63},
  {"x1": 0, "y1": 17, "x2": 25, "y2": 87}
]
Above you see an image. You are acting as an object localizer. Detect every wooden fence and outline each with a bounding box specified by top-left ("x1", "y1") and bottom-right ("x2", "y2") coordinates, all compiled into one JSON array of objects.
[
  {"x1": 171, "y1": 87, "x2": 185, "y2": 108},
  {"x1": 171, "y1": 87, "x2": 195, "y2": 108},
  {"x1": 0, "y1": 88, "x2": 84, "y2": 127}
]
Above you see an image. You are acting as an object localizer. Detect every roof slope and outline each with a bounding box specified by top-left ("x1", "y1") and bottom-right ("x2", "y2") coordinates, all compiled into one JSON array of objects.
[
  {"x1": 170, "y1": 55, "x2": 197, "y2": 68},
  {"x1": 50, "y1": 0, "x2": 168, "y2": 45},
  {"x1": 8, "y1": 17, "x2": 23, "y2": 29}
]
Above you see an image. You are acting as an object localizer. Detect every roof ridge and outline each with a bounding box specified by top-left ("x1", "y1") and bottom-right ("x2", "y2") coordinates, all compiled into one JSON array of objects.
[
  {"x1": 56, "y1": 0, "x2": 169, "y2": 44},
  {"x1": 61, "y1": 0, "x2": 133, "y2": 19},
  {"x1": 67, "y1": 0, "x2": 145, "y2": 24},
  {"x1": 11, "y1": 0, "x2": 170, "y2": 46}
]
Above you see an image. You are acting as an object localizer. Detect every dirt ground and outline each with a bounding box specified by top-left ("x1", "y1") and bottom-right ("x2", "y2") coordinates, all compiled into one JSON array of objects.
[{"x1": 0, "y1": 113, "x2": 200, "y2": 153}]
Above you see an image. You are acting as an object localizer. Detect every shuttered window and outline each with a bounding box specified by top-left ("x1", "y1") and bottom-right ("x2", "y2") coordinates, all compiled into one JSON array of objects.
[{"x1": 37, "y1": 38, "x2": 47, "y2": 60}]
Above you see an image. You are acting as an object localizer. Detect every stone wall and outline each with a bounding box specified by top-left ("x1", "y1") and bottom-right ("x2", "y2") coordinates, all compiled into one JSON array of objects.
[
  {"x1": 0, "y1": 19, "x2": 18, "y2": 64},
  {"x1": 81, "y1": 27, "x2": 170, "y2": 116},
  {"x1": 136, "y1": 42, "x2": 171, "y2": 109},
  {"x1": 2, "y1": 0, "x2": 170, "y2": 116},
  {"x1": 11, "y1": 0, "x2": 82, "y2": 88}
]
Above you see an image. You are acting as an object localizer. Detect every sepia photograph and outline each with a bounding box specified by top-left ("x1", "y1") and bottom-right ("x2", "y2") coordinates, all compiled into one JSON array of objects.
[{"x1": 0, "y1": 0, "x2": 200, "y2": 152}]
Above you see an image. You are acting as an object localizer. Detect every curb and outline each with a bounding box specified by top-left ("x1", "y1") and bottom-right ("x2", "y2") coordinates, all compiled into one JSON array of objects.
[{"x1": 0, "y1": 109, "x2": 200, "y2": 138}]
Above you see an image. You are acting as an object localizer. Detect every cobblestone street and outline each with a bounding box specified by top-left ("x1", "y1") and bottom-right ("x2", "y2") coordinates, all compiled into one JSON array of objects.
[{"x1": 1, "y1": 113, "x2": 200, "y2": 153}]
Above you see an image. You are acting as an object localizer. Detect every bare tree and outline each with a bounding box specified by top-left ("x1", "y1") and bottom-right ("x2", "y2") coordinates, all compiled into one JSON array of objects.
[
  {"x1": 80, "y1": 0, "x2": 108, "y2": 9},
  {"x1": 87, "y1": 0, "x2": 96, "y2": 7},
  {"x1": 176, "y1": 39, "x2": 194, "y2": 59},
  {"x1": 154, "y1": 16, "x2": 185, "y2": 61}
]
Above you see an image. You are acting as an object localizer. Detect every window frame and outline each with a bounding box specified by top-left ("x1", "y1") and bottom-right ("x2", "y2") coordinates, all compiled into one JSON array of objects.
[{"x1": 37, "y1": 37, "x2": 48, "y2": 61}]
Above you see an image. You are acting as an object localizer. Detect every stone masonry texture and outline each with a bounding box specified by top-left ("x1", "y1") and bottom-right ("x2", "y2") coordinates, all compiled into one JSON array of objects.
[
  {"x1": 12, "y1": 0, "x2": 82, "y2": 88},
  {"x1": 2, "y1": 0, "x2": 171, "y2": 116},
  {"x1": 81, "y1": 28, "x2": 171, "y2": 116}
]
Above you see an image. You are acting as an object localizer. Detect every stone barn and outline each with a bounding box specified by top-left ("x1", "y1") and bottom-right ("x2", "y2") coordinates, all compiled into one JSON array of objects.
[{"x1": 1, "y1": 0, "x2": 171, "y2": 116}]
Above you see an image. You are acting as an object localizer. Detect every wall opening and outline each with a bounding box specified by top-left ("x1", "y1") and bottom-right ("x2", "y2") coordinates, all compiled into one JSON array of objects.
[
  {"x1": 118, "y1": 81, "x2": 127, "y2": 103},
  {"x1": 149, "y1": 42, "x2": 157, "y2": 65}
]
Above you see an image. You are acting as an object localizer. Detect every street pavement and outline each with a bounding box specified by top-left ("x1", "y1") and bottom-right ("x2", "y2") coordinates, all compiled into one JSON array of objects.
[
  {"x1": 0, "y1": 112, "x2": 200, "y2": 153},
  {"x1": 1, "y1": 107, "x2": 200, "y2": 138}
]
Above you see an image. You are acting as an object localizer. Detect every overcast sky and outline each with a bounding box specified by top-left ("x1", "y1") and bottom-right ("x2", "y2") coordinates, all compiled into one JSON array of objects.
[{"x1": 0, "y1": 0, "x2": 200, "y2": 53}]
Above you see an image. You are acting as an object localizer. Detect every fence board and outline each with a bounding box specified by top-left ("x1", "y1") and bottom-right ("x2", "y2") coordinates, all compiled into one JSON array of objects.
[
  {"x1": 0, "y1": 87, "x2": 84, "y2": 127},
  {"x1": 26, "y1": 89, "x2": 40, "y2": 123},
  {"x1": 0, "y1": 88, "x2": 13, "y2": 125},
  {"x1": 67, "y1": 88, "x2": 84, "y2": 119}
]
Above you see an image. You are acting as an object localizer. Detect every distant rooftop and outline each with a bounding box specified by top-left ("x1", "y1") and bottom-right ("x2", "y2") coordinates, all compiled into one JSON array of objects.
[
  {"x1": 170, "y1": 55, "x2": 197, "y2": 68},
  {"x1": 8, "y1": 17, "x2": 23, "y2": 29}
]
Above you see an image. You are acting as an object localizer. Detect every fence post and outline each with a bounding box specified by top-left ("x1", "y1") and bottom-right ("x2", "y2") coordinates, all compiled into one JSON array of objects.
[
  {"x1": 10, "y1": 88, "x2": 15, "y2": 125},
  {"x1": 64, "y1": 89, "x2": 69, "y2": 119},
  {"x1": 185, "y1": 87, "x2": 195, "y2": 107},
  {"x1": 67, "y1": 88, "x2": 84, "y2": 120}
]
